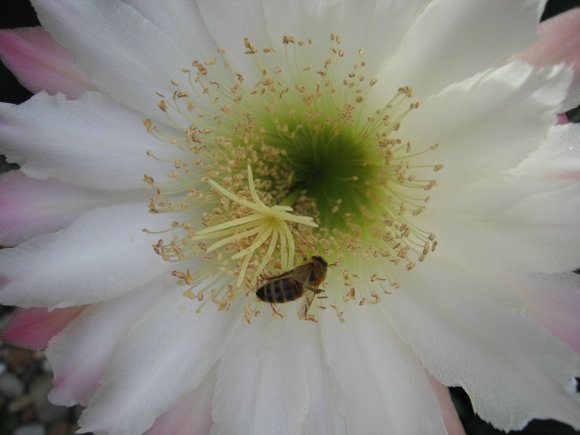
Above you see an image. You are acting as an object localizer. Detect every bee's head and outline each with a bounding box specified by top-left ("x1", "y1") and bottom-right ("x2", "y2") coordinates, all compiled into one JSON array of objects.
[{"x1": 311, "y1": 256, "x2": 328, "y2": 267}]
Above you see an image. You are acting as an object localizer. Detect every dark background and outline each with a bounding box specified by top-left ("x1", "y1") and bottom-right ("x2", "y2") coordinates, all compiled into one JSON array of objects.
[{"x1": 1, "y1": 1, "x2": 579, "y2": 434}]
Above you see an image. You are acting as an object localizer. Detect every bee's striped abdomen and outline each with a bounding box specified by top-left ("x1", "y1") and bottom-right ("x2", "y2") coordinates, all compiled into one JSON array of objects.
[{"x1": 256, "y1": 278, "x2": 303, "y2": 303}]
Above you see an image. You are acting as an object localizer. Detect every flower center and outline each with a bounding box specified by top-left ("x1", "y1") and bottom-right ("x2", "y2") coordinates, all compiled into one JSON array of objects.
[{"x1": 143, "y1": 34, "x2": 442, "y2": 321}]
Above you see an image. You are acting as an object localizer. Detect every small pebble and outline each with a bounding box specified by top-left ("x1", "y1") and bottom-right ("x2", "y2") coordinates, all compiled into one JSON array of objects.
[
  {"x1": 14, "y1": 423, "x2": 46, "y2": 435},
  {"x1": 0, "y1": 371, "x2": 25, "y2": 398},
  {"x1": 8, "y1": 394, "x2": 34, "y2": 413},
  {"x1": 5, "y1": 348, "x2": 34, "y2": 373},
  {"x1": 48, "y1": 420, "x2": 71, "y2": 435},
  {"x1": 19, "y1": 404, "x2": 38, "y2": 424}
]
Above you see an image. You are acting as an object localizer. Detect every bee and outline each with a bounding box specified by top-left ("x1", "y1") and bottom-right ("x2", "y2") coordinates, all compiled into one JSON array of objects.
[{"x1": 256, "y1": 256, "x2": 328, "y2": 303}]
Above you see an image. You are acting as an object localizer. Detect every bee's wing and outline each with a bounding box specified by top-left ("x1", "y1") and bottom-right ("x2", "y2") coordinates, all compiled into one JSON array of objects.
[{"x1": 290, "y1": 263, "x2": 312, "y2": 284}]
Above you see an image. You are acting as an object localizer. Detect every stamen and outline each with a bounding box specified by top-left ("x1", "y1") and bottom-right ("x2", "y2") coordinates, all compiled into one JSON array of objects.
[{"x1": 143, "y1": 33, "x2": 443, "y2": 321}]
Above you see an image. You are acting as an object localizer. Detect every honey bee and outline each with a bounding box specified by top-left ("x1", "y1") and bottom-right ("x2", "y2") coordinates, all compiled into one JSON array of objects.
[{"x1": 256, "y1": 256, "x2": 328, "y2": 303}]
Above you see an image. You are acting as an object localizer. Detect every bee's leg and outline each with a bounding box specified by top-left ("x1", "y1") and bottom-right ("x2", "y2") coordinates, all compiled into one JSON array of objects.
[
  {"x1": 297, "y1": 298, "x2": 308, "y2": 320},
  {"x1": 306, "y1": 285, "x2": 324, "y2": 295},
  {"x1": 271, "y1": 303, "x2": 283, "y2": 320},
  {"x1": 302, "y1": 291, "x2": 319, "y2": 323}
]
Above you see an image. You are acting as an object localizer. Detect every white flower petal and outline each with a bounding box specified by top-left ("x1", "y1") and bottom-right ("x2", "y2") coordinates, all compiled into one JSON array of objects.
[
  {"x1": 0, "y1": 91, "x2": 179, "y2": 191},
  {"x1": 379, "y1": 0, "x2": 547, "y2": 99},
  {"x1": 197, "y1": 0, "x2": 272, "y2": 82},
  {"x1": 0, "y1": 202, "x2": 171, "y2": 308},
  {"x1": 515, "y1": 123, "x2": 580, "y2": 180},
  {"x1": 399, "y1": 61, "x2": 572, "y2": 183},
  {"x1": 508, "y1": 272, "x2": 580, "y2": 354},
  {"x1": 146, "y1": 369, "x2": 215, "y2": 435},
  {"x1": 122, "y1": 0, "x2": 217, "y2": 59},
  {"x1": 384, "y1": 258, "x2": 580, "y2": 431},
  {"x1": 0, "y1": 171, "x2": 133, "y2": 246},
  {"x1": 30, "y1": 0, "x2": 194, "y2": 121},
  {"x1": 262, "y1": 0, "x2": 432, "y2": 78},
  {"x1": 212, "y1": 313, "x2": 311, "y2": 435},
  {"x1": 300, "y1": 321, "x2": 347, "y2": 435},
  {"x1": 46, "y1": 274, "x2": 170, "y2": 406},
  {"x1": 563, "y1": 79, "x2": 580, "y2": 112},
  {"x1": 320, "y1": 305, "x2": 448, "y2": 435},
  {"x1": 79, "y1": 287, "x2": 241, "y2": 435},
  {"x1": 419, "y1": 173, "x2": 580, "y2": 274}
]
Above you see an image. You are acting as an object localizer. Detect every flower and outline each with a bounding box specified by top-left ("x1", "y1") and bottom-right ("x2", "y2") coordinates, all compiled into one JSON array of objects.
[{"x1": 1, "y1": 1, "x2": 580, "y2": 434}]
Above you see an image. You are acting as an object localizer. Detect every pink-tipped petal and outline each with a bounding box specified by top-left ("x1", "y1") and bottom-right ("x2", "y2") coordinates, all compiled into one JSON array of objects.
[
  {"x1": 0, "y1": 171, "x2": 130, "y2": 246},
  {"x1": 0, "y1": 27, "x2": 96, "y2": 98},
  {"x1": 519, "y1": 8, "x2": 580, "y2": 110},
  {"x1": 2, "y1": 306, "x2": 84, "y2": 349},
  {"x1": 522, "y1": 8, "x2": 580, "y2": 68},
  {"x1": 557, "y1": 113, "x2": 570, "y2": 124},
  {"x1": 78, "y1": 289, "x2": 241, "y2": 435},
  {"x1": 47, "y1": 275, "x2": 169, "y2": 407},
  {"x1": 428, "y1": 376, "x2": 466, "y2": 435},
  {"x1": 30, "y1": 0, "x2": 195, "y2": 122}
]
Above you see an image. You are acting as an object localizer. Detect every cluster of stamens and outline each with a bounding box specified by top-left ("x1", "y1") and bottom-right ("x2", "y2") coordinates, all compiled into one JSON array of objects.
[{"x1": 143, "y1": 33, "x2": 443, "y2": 320}]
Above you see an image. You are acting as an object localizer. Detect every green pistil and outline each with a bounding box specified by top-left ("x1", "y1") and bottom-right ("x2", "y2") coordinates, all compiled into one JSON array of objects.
[
  {"x1": 278, "y1": 126, "x2": 383, "y2": 230},
  {"x1": 279, "y1": 185, "x2": 303, "y2": 207}
]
